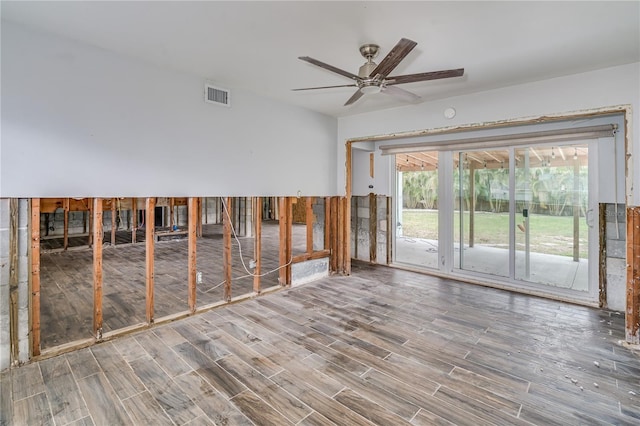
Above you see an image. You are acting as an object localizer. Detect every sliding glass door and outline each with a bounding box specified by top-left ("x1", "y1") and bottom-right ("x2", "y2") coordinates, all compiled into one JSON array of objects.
[
  {"x1": 454, "y1": 149, "x2": 510, "y2": 277},
  {"x1": 515, "y1": 143, "x2": 594, "y2": 292},
  {"x1": 395, "y1": 151, "x2": 439, "y2": 268},
  {"x1": 393, "y1": 140, "x2": 598, "y2": 301}
]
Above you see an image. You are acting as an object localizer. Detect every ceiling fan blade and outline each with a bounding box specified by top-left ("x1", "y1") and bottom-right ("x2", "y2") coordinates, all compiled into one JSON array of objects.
[
  {"x1": 381, "y1": 85, "x2": 421, "y2": 103},
  {"x1": 369, "y1": 38, "x2": 417, "y2": 78},
  {"x1": 344, "y1": 89, "x2": 365, "y2": 106},
  {"x1": 292, "y1": 84, "x2": 358, "y2": 91},
  {"x1": 385, "y1": 68, "x2": 465, "y2": 85},
  {"x1": 298, "y1": 56, "x2": 360, "y2": 81}
]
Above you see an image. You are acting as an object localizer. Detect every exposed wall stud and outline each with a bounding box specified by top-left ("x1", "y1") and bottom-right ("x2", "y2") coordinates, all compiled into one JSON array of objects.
[
  {"x1": 253, "y1": 197, "x2": 262, "y2": 294},
  {"x1": 306, "y1": 197, "x2": 314, "y2": 254},
  {"x1": 626, "y1": 206, "x2": 640, "y2": 344},
  {"x1": 145, "y1": 198, "x2": 155, "y2": 324},
  {"x1": 369, "y1": 193, "x2": 377, "y2": 263},
  {"x1": 223, "y1": 197, "x2": 233, "y2": 301},
  {"x1": 63, "y1": 198, "x2": 70, "y2": 250},
  {"x1": 132, "y1": 197, "x2": 137, "y2": 244},
  {"x1": 93, "y1": 198, "x2": 103, "y2": 340},
  {"x1": 599, "y1": 204, "x2": 607, "y2": 308},
  {"x1": 278, "y1": 197, "x2": 292, "y2": 285},
  {"x1": 30, "y1": 198, "x2": 41, "y2": 356},
  {"x1": 188, "y1": 197, "x2": 197, "y2": 312},
  {"x1": 9, "y1": 199, "x2": 19, "y2": 362},
  {"x1": 111, "y1": 198, "x2": 117, "y2": 246}
]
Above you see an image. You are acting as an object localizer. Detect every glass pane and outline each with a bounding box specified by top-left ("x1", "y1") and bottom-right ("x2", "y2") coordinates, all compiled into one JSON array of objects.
[
  {"x1": 395, "y1": 152, "x2": 439, "y2": 268},
  {"x1": 454, "y1": 150, "x2": 510, "y2": 277},
  {"x1": 515, "y1": 144, "x2": 589, "y2": 291}
]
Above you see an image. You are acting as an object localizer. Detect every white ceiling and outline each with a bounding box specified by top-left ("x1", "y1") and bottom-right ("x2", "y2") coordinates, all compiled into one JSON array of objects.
[{"x1": 2, "y1": 1, "x2": 639, "y2": 118}]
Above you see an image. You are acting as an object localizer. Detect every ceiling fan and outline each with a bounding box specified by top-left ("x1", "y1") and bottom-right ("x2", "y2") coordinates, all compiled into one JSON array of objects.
[{"x1": 294, "y1": 38, "x2": 464, "y2": 106}]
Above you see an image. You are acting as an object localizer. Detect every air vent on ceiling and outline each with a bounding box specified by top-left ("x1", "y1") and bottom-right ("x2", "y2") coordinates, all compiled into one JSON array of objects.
[{"x1": 204, "y1": 83, "x2": 230, "y2": 107}]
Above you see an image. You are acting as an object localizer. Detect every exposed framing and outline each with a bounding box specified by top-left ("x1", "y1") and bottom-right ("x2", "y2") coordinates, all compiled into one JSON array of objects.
[
  {"x1": 9, "y1": 199, "x2": 19, "y2": 362},
  {"x1": 279, "y1": 197, "x2": 292, "y2": 285},
  {"x1": 188, "y1": 197, "x2": 198, "y2": 312},
  {"x1": 627, "y1": 206, "x2": 640, "y2": 343},
  {"x1": 23, "y1": 193, "x2": 346, "y2": 360},
  {"x1": 146, "y1": 197, "x2": 155, "y2": 323},
  {"x1": 345, "y1": 105, "x2": 637, "y2": 342},
  {"x1": 92, "y1": 198, "x2": 103, "y2": 340},
  {"x1": 30, "y1": 199, "x2": 41, "y2": 356},
  {"x1": 223, "y1": 197, "x2": 233, "y2": 301},
  {"x1": 253, "y1": 196, "x2": 262, "y2": 294}
]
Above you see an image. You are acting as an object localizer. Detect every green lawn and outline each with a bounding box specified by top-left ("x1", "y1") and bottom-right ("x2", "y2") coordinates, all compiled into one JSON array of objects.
[{"x1": 401, "y1": 209, "x2": 588, "y2": 258}]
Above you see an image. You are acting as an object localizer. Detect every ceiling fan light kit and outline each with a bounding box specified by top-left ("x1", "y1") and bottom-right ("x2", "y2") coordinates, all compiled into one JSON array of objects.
[{"x1": 294, "y1": 38, "x2": 464, "y2": 106}]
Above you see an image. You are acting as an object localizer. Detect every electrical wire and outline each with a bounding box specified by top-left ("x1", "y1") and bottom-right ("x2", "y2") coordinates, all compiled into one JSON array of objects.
[{"x1": 202, "y1": 197, "x2": 293, "y2": 293}]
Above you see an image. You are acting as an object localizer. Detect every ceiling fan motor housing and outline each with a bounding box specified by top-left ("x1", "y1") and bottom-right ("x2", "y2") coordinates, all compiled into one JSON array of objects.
[{"x1": 358, "y1": 62, "x2": 378, "y2": 78}]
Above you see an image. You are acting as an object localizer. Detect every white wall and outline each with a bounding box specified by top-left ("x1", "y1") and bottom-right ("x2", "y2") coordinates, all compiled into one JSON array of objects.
[
  {"x1": 1, "y1": 22, "x2": 338, "y2": 197},
  {"x1": 339, "y1": 62, "x2": 640, "y2": 205}
]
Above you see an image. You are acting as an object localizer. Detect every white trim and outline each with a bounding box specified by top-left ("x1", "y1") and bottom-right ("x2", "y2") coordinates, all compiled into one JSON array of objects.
[{"x1": 380, "y1": 124, "x2": 616, "y2": 156}]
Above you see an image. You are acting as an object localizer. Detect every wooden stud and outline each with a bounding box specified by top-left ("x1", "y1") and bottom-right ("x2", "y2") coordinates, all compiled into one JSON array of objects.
[
  {"x1": 329, "y1": 197, "x2": 338, "y2": 273},
  {"x1": 132, "y1": 198, "x2": 137, "y2": 244},
  {"x1": 223, "y1": 197, "x2": 233, "y2": 301},
  {"x1": 253, "y1": 197, "x2": 262, "y2": 294},
  {"x1": 343, "y1": 197, "x2": 350, "y2": 273},
  {"x1": 93, "y1": 198, "x2": 103, "y2": 340},
  {"x1": 626, "y1": 206, "x2": 640, "y2": 344},
  {"x1": 9, "y1": 199, "x2": 19, "y2": 362},
  {"x1": 88, "y1": 198, "x2": 93, "y2": 248},
  {"x1": 469, "y1": 165, "x2": 475, "y2": 248},
  {"x1": 573, "y1": 158, "x2": 580, "y2": 262},
  {"x1": 370, "y1": 152, "x2": 375, "y2": 178},
  {"x1": 345, "y1": 142, "x2": 352, "y2": 275},
  {"x1": 306, "y1": 197, "x2": 314, "y2": 254},
  {"x1": 145, "y1": 198, "x2": 155, "y2": 324},
  {"x1": 324, "y1": 197, "x2": 331, "y2": 251},
  {"x1": 111, "y1": 198, "x2": 117, "y2": 246},
  {"x1": 292, "y1": 249, "x2": 331, "y2": 263},
  {"x1": 204, "y1": 197, "x2": 209, "y2": 225},
  {"x1": 286, "y1": 198, "x2": 292, "y2": 284},
  {"x1": 354, "y1": 197, "x2": 358, "y2": 259},
  {"x1": 31, "y1": 198, "x2": 41, "y2": 356},
  {"x1": 170, "y1": 197, "x2": 175, "y2": 230},
  {"x1": 63, "y1": 198, "x2": 70, "y2": 250},
  {"x1": 599, "y1": 204, "x2": 607, "y2": 308},
  {"x1": 188, "y1": 197, "x2": 198, "y2": 312},
  {"x1": 387, "y1": 196, "x2": 392, "y2": 265},
  {"x1": 278, "y1": 197, "x2": 292, "y2": 285},
  {"x1": 337, "y1": 197, "x2": 344, "y2": 273},
  {"x1": 279, "y1": 197, "x2": 288, "y2": 285},
  {"x1": 369, "y1": 193, "x2": 377, "y2": 263},
  {"x1": 197, "y1": 197, "x2": 203, "y2": 238}
]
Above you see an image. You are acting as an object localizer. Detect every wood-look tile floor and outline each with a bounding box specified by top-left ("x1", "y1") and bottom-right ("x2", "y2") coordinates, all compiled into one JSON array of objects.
[
  {"x1": 3, "y1": 261, "x2": 640, "y2": 425},
  {"x1": 38, "y1": 222, "x2": 297, "y2": 349}
]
